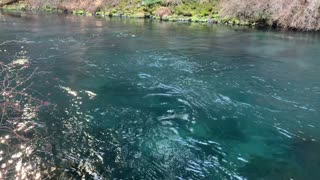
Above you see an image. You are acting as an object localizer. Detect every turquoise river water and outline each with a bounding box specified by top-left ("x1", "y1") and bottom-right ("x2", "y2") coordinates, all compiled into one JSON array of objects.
[{"x1": 1, "y1": 12, "x2": 320, "y2": 179}]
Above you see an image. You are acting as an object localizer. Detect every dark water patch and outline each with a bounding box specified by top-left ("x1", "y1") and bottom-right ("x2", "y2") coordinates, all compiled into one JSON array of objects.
[
  {"x1": 239, "y1": 139, "x2": 320, "y2": 179},
  {"x1": 290, "y1": 139, "x2": 320, "y2": 179},
  {"x1": 239, "y1": 155, "x2": 301, "y2": 180}
]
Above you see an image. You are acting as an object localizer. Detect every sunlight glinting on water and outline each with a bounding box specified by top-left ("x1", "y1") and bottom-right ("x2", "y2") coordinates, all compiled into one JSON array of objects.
[{"x1": 1, "y1": 12, "x2": 320, "y2": 179}]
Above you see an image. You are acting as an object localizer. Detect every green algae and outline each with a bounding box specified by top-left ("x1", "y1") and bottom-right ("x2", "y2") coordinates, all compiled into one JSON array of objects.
[{"x1": 72, "y1": 9, "x2": 85, "y2": 15}]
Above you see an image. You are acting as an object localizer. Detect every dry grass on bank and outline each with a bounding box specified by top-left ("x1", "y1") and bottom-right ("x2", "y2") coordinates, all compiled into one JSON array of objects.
[
  {"x1": 26, "y1": 0, "x2": 110, "y2": 12},
  {"x1": 220, "y1": 0, "x2": 320, "y2": 31},
  {"x1": 59, "y1": 0, "x2": 107, "y2": 12},
  {"x1": 155, "y1": 7, "x2": 172, "y2": 18}
]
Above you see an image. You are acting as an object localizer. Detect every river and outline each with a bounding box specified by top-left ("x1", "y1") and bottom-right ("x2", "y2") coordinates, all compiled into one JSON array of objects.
[{"x1": 1, "y1": 11, "x2": 320, "y2": 179}]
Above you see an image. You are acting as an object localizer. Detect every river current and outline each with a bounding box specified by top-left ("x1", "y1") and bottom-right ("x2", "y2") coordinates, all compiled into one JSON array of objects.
[{"x1": 1, "y1": 12, "x2": 320, "y2": 179}]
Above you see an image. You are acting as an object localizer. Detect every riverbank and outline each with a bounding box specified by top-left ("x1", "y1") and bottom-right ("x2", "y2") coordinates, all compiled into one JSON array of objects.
[
  {"x1": 0, "y1": 0, "x2": 255, "y2": 26},
  {"x1": 1, "y1": 0, "x2": 320, "y2": 31}
]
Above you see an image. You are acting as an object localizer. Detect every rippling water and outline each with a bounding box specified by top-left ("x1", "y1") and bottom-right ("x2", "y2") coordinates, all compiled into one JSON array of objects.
[{"x1": 1, "y1": 11, "x2": 320, "y2": 179}]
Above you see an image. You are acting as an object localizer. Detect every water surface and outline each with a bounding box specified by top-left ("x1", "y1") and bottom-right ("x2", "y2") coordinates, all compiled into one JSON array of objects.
[{"x1": 1, "y1": 12, "x2": 320, "y2": 179}]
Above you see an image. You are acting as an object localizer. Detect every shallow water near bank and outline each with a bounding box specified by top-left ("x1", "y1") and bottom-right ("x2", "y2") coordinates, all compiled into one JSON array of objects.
[{"x1": 1, "y1": 12, "x2": 320, "y2": 179}]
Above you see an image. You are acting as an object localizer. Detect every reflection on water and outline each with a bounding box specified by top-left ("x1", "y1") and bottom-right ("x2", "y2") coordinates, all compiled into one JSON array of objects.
[
  {"x1": 0, "y1": 52, "x2": 54, "y2": 179},
  {"x1": 1, "y1": 11, "x2": 320, "y2": 179}
]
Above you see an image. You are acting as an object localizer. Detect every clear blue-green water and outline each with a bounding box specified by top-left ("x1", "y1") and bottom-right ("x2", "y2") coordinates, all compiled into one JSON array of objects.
[{"x1": 1, "y1": 12, "x2": 320, "y2": 179}]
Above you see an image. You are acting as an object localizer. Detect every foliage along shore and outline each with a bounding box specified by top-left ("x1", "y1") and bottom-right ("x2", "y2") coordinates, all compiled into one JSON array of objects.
[
  {"x1": 0, "y1": 0, "x2": 262, "y2": 28},
  {"x1": 1, "y1": 0, "x2": 320, "y2": 31}
]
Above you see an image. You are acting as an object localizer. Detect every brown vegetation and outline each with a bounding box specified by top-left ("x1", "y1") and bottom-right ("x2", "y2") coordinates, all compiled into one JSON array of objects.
[
  {"x1": 63, "y1": 0, "x2": 106, "y2": 12},
  {"x1": 220, "y1": 0, "x2": 320, "y2": 31},
  {"x1": 155, "y1": 6, "x2": 172, "y2": 18},
  {"x1": 27, "y1": 0, "x2": 107, "y2": 12}
]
